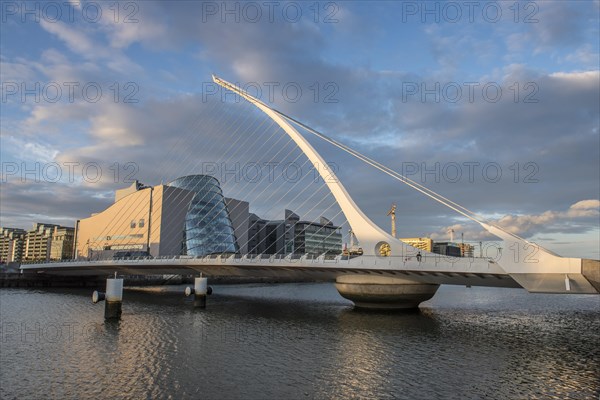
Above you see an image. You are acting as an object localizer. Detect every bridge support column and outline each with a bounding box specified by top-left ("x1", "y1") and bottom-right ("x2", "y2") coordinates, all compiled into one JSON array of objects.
[
  {"x1": 92, "y1": 277, "x2": 123, "y2": 319},
  {"x1": 185, "y1": 276, "x2": 212, "y2": 308},
  {"x1": 335, "y1": 275, "x2": 439, "y2": 310}
]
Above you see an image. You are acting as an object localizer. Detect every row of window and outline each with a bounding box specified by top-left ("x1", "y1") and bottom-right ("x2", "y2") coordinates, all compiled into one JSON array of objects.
[{"x1": 130, "y1": 219, "x2": 145, "y2": 228}]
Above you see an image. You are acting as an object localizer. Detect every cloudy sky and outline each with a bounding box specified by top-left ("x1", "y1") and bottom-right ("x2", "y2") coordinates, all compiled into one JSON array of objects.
[{"x1": 1, "y1": 1, "x2": 599, "y2": 258}]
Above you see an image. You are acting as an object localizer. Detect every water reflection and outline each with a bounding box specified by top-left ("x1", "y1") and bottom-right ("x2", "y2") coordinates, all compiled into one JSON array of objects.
[{"x1": 1, "y1": 284, "x2": 598, "y2": 399}]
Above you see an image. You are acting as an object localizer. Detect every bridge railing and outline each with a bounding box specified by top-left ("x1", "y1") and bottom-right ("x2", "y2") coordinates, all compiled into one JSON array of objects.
[{"x1": 20, "y1": 252, "x2": 497, "y2": 267}]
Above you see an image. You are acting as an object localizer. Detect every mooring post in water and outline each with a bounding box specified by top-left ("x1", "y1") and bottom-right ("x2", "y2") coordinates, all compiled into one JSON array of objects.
[
  {"x1": 185, "y1": 274, "x2": 212, "y2": 308},
  {"x1": 92, "y1": 273, "x2": 124, "y2": 319}
]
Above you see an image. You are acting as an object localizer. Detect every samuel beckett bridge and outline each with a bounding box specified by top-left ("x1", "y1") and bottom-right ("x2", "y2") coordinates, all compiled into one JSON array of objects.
[{"x1": 21, "y1": 75, "x2": 600, "y2": 312}]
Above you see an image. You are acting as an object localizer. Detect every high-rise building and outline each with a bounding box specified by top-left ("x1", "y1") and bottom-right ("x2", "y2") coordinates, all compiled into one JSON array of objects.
[
  {"x1": 24, "y1": 223, "x2": 54, "y2": 261},
  {"x1": 0, "y1": 227, "x2": 26, "y2": 263},
  {"x1": 24, "y1": 223, "x2": 71, "y2": 261},
  {"x1": 50, "y1": 226, "x2": 75, "y2": 260}
]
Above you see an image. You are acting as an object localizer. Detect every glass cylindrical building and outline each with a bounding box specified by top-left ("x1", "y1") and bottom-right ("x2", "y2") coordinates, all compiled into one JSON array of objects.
[{"x1": 168, "y1": 175, "x2": 239, "y2": 256}]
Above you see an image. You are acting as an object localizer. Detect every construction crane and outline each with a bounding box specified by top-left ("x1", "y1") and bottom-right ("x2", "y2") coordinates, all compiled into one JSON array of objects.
[
  {"x1": 387, "y1": 204, "x2": 397, "y2": 238},
  {"x1": 343, "y1": 229, "x2": 363, "y2": 256}
]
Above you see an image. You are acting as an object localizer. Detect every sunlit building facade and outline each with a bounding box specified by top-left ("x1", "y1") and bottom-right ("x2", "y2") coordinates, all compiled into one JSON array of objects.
[
  {"x1": 75, "y1": 176, "x2": 239, "y2": 259},
  {"x1": 50, "y1": 226, "x2": 75, "y2": 261},
  {"x1": 24, "y1": 223, "x2": 55, "y2": 261},
  {"x1": 0, "y1": 227, "x2": 26, "y2": 263},
  {"x1": 400, "y1": 237, "x2": 433, "y2": 252},
  {"x1": 459, "y1": 243, "x2": 475, "y2": 258}
]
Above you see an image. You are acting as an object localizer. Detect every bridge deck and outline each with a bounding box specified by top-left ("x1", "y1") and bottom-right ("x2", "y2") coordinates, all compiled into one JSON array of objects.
[{"x1": 19, "y1": 254, "x2": 600, "y2": 294}]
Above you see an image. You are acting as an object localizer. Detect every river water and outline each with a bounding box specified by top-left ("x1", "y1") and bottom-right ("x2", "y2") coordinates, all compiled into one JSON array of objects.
[{"x1": 1, "y1": 283, "x2": 598, "y2": 399}]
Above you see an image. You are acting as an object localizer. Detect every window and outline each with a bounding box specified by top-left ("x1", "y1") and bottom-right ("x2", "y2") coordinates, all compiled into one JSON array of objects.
[
  {"x1": 139, "y1": 219, "x2": 145, "y2": 228},
  {"x1": 130, "y1": 220, "x2": 136, "y2": 228}
]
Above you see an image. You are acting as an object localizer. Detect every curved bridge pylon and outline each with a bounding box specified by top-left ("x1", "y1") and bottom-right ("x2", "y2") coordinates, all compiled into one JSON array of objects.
[
  {"x1": 213, "y1": 75, "x2": 599, "y2": 296},
  {"x1": 213, "y1": 75, "x2": 399, "y2": 258}
]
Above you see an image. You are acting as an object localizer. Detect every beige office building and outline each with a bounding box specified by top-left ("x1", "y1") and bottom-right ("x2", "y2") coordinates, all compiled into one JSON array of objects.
[
  {"x1": 1, "y1": 227, "x2": 26, "y2": 263},
  {"x1": 24, "y1": 224, "x2": 53, "y2": 261},
  {"x1": 459, "y1": 243, "x2": 475, "y2": 258},
  {"x1": 75, "y1": 176, "x2": 263, "y2": 260},
  {"x1": 75, "y1": 181, "x2": 195, "y2": 259},
  {"x1": 24, "y1": 223, "x2": 74, "y2": 261},
  {"x1": 50, "y1": 226, "x2": 75, "y2": 260}
]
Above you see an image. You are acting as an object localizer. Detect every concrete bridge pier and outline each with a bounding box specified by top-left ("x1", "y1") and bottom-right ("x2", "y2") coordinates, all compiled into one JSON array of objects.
[
  {"x1": 185, "y1": 276, "x2": 212, "y2": 308},
  {"x1": 92, "y1": 276, "x2": 123, "y2": 319},
  {"x1": 335, "y1": 275, "x2": 440, "y2": 309}
]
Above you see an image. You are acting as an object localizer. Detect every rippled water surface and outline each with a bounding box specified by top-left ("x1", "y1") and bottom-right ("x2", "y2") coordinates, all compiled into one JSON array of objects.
[{"x1": 1, "y1": 284, "x2": 598, "y2": 399}]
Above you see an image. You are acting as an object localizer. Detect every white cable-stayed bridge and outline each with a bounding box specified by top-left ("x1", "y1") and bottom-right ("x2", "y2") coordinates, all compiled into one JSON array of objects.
[{"x1": 21, "y1": 75, "x2": 600, "y2": 309}]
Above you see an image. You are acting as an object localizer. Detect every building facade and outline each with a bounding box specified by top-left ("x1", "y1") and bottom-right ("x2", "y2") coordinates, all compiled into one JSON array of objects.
[
  {"x1": 400, "y1": 237, "x2": 434, "y2": 252},
  {"x1": 248, "y1": 213, "x2": 267, "y2": 254},
  {"x1": 247, "y1": 210, "x2": 294, "y2": 255},
  {"x1": 23, "y1": 223, "x2": 74, "y2": 262},
  {"x1": 25, "y1": 223, "x2": 55, "y2": 261},
  {"x1": 225, "y1": 198, "x2": 249, "y2": 254},
  {"x1": 168, "y1": 175, "x2": 238, "y2": 256},
  {"x1": 293, "y1": 217, "x2": 342, "y2": 257},
  {"x1": 246, "y1": 209, "x2": 342, "y2": 257},
  {"x1": 400, "y1": 237, "x2": 473, "y2": 258},
  {"x1": 433, "y1": 242, "x2": 462, "y2": 257},
  {"x1": 50, "y1": 226, "x2": 75, "y2": 261},
  {"x1": 0, "y1": 227, "x2": 26, "y2": 263},
  {"x1": 75, "y1": 176, "x2": 240, "y2": 259},
  {"x1": 76, "y1": 181, "x2": 194, "y2": 259},
  {"x1": 74, "y1": 176, "x2": 342, "y2": 260},
  {"x1": 459, "y1": 243, "x2": 475, "y2": 258},
  {"x1": 264, "y1": 222, "x2": 286, "y2": 254}
]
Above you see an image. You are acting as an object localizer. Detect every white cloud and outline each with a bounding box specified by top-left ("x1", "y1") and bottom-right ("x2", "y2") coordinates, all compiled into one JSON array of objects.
[
  {"x1": 432, "y1": 200, "x2": 600, "y2": 241},
  {"x1": 40, "y1": 20, "x2": 97, "y2": 55},
  {"x1": 87, "y1": 103, "x2": 143, "y2": 146},
  {"x1": 0, "y1": 58, "x2": 37, "y2": 82},
  {"x1": 1, "y1": 1, "x2": 598, "y2": 259},
  {"x1": 549, "y1": 70, "x2": 600, "y2": 83},
  {"x1": 564, "y1": 45, "x2": 600, "y2": 68},
  {"x1": 39, "y1": 20, "x2": 141, "y2": 74},
  {"x1": 2, "y1": 136, "x2": 59, "y2": 163},
  {"x1": 568, "y1": 200, "x2": 600, "y2": 217}
]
